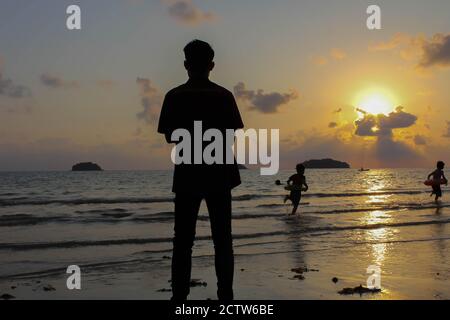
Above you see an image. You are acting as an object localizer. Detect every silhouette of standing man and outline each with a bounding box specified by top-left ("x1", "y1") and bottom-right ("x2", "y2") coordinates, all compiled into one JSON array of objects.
[{"x1": 158, "y1": 40, "x2": 244, "y2": 300}]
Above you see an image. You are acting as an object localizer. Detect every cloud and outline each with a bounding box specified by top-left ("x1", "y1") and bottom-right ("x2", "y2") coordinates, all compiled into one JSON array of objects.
[
  {"x1": 281, "y1": 126, "x2": 425, "y2": 169},
  {"x1": 312, "y1": 48, "x2": 347, "y2": 66},
  {"x1": 0, "y1": 71, "x2": 31, "y2": 99},
  {"x1": 355, "y1": 106, "x2": 417, "y2": 137},
  {"x1": 374, "y1": 136, "x2": 423, "y2": 166},
  {"x1": 369, "y1": 32, "x2": 450, "y2": 69},
  {"x1": 352, "y1": 106, "x2": 422, "y2": 166},
  {"x1": 328, "y1": 122, "x2": 338, "y2": 128},
  {"x1": 166, "y1": 0, "x2": 216, "y2": 25},
  {"x1": 420, "y1": 33, "x2": 450, "y2": 68},
  {"x1": 330, "y1": 48, "x2": 347, "y2": 60},
  {"x1": 136, "y1": 77, "x2": 163, "y2": 124},
  {"x1": 40, "y1": 73, "x2": 79, "y2": 89},
  {"x1": 369, "y1": 32, "x2": 412, "y2": 52},
  {"x1": 234, "y1": 82, "x2": 299, "y2": 113},
  {"x1": 414, "y1": 135, "x2": 427, "y2": 145}
]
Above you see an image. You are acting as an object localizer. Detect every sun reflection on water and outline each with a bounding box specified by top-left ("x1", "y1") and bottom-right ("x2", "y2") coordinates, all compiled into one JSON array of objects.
[{"x1": 362, "y1": 177, "x2": 395, "y2": 265}]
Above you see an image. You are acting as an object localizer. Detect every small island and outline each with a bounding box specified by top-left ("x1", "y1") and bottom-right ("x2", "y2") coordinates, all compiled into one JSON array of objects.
[
  {"x1": 71, "y1": 162, "x2": 103, "y2": 171},
  {"x1": 302, "y1": 158, "x2": 350, "y2": 169}
]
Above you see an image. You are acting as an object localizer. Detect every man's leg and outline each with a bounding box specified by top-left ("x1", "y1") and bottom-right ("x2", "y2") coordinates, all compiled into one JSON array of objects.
[
  {"x1": 171, "y1": 193, "x2": 202, "y2": 300},
  {"x1": 205, "y1": 192, "x2": 234, "y2": 300}
]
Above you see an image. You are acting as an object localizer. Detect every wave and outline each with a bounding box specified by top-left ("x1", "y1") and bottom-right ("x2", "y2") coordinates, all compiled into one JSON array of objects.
[
  {"x1": 2, "y1": 217, "x2": 450, "y2": 251},
  {"x1": 258, "y1": 202, "x2": 450, "y2": 214},
  {"x1": 0, "y1": 214, "x2": 70, "y2": 227},
  {"x1": 0, "y1": 189, "x2": 428, "y2": 207},
  {"x1": 2, "y1": 200, "x2": 448, "y2": 227},
  {"x1": 0, "y1": 197, "x2": 174, "y2": 207}
]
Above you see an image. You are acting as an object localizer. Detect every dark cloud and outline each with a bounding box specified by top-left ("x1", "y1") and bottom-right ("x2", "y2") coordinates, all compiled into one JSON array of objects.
[
  {"x1": 167, "y1": 0, "x2": 215, "y2": 25},
  {"x1": 370, "y1": 32, "x2": 450, "y2": 69},
  {"x1": 234, "y1": 82, "x2": 299, "y2": 113},
  {"x1": 40, "y1": 73, "x2": 79, "y2": 89},
  {"x1": 420, "y1": 33, "x2": 450, "y2": 68},
  {"x1": 136, "y1": 78, "x2": 163, "y2": 125},
  {"x1": 328, "y1": 122, "x2": 338, "y2": 128},
  {"x1": 374, "y1": 136, "x2": 423, "y2": 166},
  {"x1": 0, "y1": 72, "x2": 31, "y2": 98},
  {"x1": 353, "y1": 106, "x2": 422, "y2": 166},
  {"x1": 281, "y1": 130, "x2": 424, "y2": 169},
  {"x1": 355, "y1": 106, "x2": 417, "y2": 137}
]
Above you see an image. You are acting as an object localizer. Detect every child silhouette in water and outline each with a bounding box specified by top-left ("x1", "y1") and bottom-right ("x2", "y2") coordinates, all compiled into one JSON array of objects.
[
  {"x1": 428, "y1": 161, "x2": 448, "y2": 203},
  {"x1": 284, "y1": 164, "x2": 308, "y2": 214}
]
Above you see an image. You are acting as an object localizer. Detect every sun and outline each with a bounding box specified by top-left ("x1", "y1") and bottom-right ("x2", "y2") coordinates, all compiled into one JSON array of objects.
[{"x1": 355, "y1": 88, "x2": 397, "y2": 116}]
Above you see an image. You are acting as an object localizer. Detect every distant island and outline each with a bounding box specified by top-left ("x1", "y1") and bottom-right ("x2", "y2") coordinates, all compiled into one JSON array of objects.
[
  {"x1": 302, "y1": 158, "x2": 350, "y2": 169},
  {"x1": 71, "y1": 162, "x2": 103, "y2": 171}
]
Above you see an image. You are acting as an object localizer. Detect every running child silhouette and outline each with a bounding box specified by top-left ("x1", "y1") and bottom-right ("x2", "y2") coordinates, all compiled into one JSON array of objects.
[
  {"x1": 427, "y1": 161, "x2": 448, "y2": 203},
  {"x1": 283, "y1": 164, "x2": 309, "y2": 215}
]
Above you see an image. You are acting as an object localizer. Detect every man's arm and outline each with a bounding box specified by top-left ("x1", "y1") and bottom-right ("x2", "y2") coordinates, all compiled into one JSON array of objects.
[
  {"x1": 303, "y1": 178, "x2": 309, "y2": 191},
  {"x1": 158, "y1": 92, "x2": 175, "y2": 143},
  {"x1": 427, "y1": 170, "x2": 435, "y2": 180},
  {"x1": 286, "y1": 175, "x2": 293, "y2": 185}
]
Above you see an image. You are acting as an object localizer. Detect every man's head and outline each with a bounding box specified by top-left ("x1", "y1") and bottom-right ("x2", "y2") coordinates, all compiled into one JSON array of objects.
[
  {"x1": 296, "y1": 164, "x2": 305, "y2": 174},
  {"x1": 437, "y1": 161, "x2": 445, "y2": 170},
  {"x1": 184, "y1": 40, "x2": 215, "y2": 78}
]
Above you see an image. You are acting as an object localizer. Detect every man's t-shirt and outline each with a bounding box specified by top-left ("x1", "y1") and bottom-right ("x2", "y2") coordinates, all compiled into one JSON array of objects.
[{"x1": 158, "y1": 78, "x2": 244, "y2": 194}]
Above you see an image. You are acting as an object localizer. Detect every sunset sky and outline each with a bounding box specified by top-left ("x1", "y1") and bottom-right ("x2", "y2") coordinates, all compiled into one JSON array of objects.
[{"x1": 1, "y1": 0, "x2": 450, "y2": 170}]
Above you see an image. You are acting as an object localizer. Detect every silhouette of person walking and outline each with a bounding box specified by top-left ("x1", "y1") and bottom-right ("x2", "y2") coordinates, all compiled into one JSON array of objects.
[{"x1": 158, "y1": 40, "x2": 244, "y2": 300}]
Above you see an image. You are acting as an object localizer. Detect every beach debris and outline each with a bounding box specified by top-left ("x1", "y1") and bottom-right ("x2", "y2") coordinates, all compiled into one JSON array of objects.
[
  {"x1": 338, "y1": 285, "x2": 381, "y2": 295},
  {"x1": 292, "y1": 274, "x2": 305, "y2": 280},
  {"x1": 162, "y1": 255, "x2": 171, "y2": 260},
  {"x1": 43, "y1": 284, "x2": 56, "y2": 291},
  {"x1": 290, "y1": 266, "x2": 318, "y2": 280},
  {"x1": 157, "y1": 288, "x2": 172, "y2": 292},
  {"x1": 332, "y1": 277, "x2": 339, "y2": 284},
  {"x1": 240, "y1": 268, "x2": 245, "y2": 272},
  {"x1": 10, "y1": 286, "x2": 17, "y2": 290},
  {"x1": 1, "y1": 293, "x2": 15, "y2": 300},
  {"x1": 168, "y1": 279, "x2": 207, "y2": 287},
  {"x1": 291, "y1": 267, "x2": 319, "y2": 274},
  {"x1": 189, "y1": 279, "x2": 207, "y2": 287}
]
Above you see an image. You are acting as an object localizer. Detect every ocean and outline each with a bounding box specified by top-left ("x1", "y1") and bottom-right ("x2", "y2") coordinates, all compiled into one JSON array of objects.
[{"x1": 1, "y1": 169, "x2": 450, "y2": 299}]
